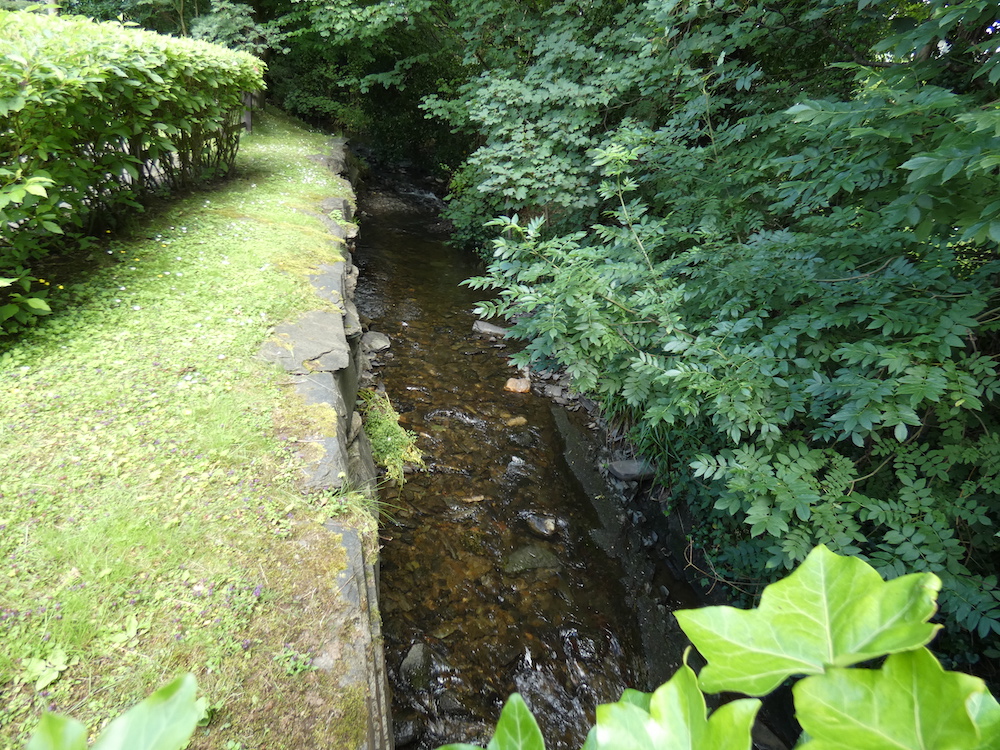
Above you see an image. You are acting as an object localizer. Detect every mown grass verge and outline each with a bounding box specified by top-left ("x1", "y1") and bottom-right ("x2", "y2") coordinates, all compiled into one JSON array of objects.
[{"x1": 0, "y1": 108, "x2": 375, "y2": 749}]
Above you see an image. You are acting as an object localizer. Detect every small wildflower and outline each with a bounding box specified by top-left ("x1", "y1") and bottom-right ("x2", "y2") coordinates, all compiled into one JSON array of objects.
[{"x1": 132, "y1": 305, "x2": 141, "y2": 311}]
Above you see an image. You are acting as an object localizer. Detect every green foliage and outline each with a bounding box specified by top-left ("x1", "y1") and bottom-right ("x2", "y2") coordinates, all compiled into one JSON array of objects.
[
  {"x1": 451, "y1": 0, "x2": 1000, "y2": 652},
  {"x1": 25, "y1": 674, "x2": 201, "y2": 750},
  {"x1": 439, "y1": 546, "x2": 999, "y2": 750},
  {"x1": 359, "y1": 389, "x2": 424, "y2": 485},
  {"x1": 0, "y1": 10, "x2": 264, "y2": 332},
  {"x1": 438, "y1": 694, "x2": 545, "y2": 750},
  {"x1": 264, "y1": 0, "x2": 467, "y2": 165},
  {"x1": 674, "y1": 545, "x2": 941, "y2": 695},
  {"x1": 581, "y1": 664, "x2": 759, "y2": 750},
  {"x1": 190, "y1": 0, "x2": 282, "y2": 56}
]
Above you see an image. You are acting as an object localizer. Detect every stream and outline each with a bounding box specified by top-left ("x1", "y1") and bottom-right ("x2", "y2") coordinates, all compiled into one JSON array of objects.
[{"x1": 354, "y1": 177, "x2": 697, "y2": 749}]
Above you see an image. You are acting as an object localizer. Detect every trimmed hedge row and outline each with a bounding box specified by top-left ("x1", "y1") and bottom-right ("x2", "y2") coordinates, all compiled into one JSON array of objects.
[{"x1": 0, "y1": 10, "x2": 265, "y2": 330}]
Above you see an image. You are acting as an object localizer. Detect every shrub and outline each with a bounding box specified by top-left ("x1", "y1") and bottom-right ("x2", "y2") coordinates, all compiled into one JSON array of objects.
[{"x1": 0, "y1": 10, "x2": 264, "y2": 332}]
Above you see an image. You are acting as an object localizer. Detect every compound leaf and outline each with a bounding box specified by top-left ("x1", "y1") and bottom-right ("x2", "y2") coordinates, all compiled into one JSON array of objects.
[
  {"x1": 675, "y1": 545, "x2": 941, "y2": 695},
  {"x1": 795, "y1": 647, "x2": 991, "y2": 750}
]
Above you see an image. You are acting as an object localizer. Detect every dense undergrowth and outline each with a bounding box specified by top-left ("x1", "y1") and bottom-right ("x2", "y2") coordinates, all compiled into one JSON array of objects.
[{"x1": 0, "y1": 108, "x2": 373, "y2": 749}]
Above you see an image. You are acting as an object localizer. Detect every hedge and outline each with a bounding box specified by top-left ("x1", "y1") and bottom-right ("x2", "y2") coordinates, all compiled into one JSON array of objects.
[{"x1": 0, "y1": 10, "x2": 265, "y2": 330}]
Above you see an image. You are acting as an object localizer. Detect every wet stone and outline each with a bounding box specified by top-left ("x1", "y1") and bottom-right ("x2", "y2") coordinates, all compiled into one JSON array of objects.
[
  {"x1": 393, "y1": 712, "x2": 425, "y2": 747},
  {"x1": 400, "y1": 642, "x2": 433, "y2": 692},
  {"x1": 524, "y1": 513, "x2": 559, "y2": 539},
  {"x1": 504, "y1": 544, "x2": 562, "y2": 574},
  {"x1": 362, "y1": 330, "x2": 392, "y2": 353},
  {"x1": 437, "y1": 690, "x2": 465, "y2": 714},
  {"x1": 510, "y1": 430, "x2": 536, "y2": 448},
  {"x1": 504, "y1": 377, "x2": 531, "y2": 393},
  {"x1": 607, "y1": 459, "x2": 655, "y2": 481}
]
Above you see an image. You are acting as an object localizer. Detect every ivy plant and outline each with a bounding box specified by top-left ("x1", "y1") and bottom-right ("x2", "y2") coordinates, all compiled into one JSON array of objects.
[
  {"x1": 438, "y1": 546, "x2": 1000, "y2": 750},
  {"x1": 25, "y1": 674, "x2": 202, "y2": 750}
]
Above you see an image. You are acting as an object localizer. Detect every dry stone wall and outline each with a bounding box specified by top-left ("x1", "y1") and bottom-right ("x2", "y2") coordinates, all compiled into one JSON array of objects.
[{"x1": 260, "y1": 141, "x2": 393, "y2": 750}]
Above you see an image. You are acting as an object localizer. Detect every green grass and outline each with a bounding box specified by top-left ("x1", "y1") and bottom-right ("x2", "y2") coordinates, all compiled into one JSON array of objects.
[{"x1": 0, "y1": 108, "x2": 376, "y2": 749}]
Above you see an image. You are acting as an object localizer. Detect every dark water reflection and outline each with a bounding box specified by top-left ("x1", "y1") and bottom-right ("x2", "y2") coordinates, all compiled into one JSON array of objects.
[{"x1": 356, "y1": 187, "x2": 648, "y2": 749}]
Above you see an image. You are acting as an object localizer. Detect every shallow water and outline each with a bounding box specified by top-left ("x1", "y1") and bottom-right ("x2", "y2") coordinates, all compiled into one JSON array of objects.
[{"x1": 355, "y1": 186, "x2": 651, "y2": 749}]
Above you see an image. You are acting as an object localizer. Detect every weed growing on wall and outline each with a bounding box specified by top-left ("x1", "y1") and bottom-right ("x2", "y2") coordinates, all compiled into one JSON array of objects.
[{"x1": 359, "y1": 389, "x2": 424, "y2": 486}]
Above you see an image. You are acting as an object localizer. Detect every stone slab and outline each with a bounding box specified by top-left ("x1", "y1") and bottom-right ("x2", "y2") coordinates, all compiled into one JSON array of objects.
[{"x1": 261, "y1": 310, "x2": 351, "y2": 374}]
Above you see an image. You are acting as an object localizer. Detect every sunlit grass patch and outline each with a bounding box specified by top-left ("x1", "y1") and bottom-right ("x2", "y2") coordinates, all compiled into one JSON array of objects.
[{"x1": 0, "y1": 108, "x2": 371, "y2": 749}]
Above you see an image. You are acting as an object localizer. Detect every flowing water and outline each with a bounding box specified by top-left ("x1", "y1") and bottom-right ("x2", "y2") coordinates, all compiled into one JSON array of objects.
[{"x1": 354, "y1": 180, "x2": 693, "y2": 749}]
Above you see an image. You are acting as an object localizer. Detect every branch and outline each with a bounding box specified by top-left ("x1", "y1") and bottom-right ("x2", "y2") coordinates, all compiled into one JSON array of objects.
[{"x1": 813, "y1": 256, "x2": 897, "y2": 283}]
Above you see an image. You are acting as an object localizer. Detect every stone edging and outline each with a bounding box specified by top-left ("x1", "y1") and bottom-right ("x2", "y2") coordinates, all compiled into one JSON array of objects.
[{"x1": 259, "y1": 141, "x2": 393, "y2": 749}]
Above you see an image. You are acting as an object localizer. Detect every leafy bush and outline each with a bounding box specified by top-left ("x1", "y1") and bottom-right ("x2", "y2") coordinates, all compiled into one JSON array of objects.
[
  {"x1": 0, "y1": 10, "x2": 264, "y2": 332},
  {"x1": 438, "y1": 546, "x2": 1000, "y2": 750},
  {"x1": 452, "y1": 0, "x2": 1000, "y2": 655}
]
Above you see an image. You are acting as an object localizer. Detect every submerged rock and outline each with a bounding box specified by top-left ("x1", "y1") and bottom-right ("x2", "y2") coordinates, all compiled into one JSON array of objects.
[
  {"x1": 504, "y1": 544, "x2": 561, "y2": 574},
  {"x1": 393, "y1": 712, "x2": 425, "y2": 747},
  {"x1": 473, "y1": 320, "x2": 508, "y2": 337}
]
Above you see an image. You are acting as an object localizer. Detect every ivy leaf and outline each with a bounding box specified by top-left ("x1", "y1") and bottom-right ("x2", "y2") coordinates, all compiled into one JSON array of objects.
[
  {"x1": 25, "y1": 713, "x2": 88, "y2": 750},
  {"x1": 439, "y1": 694, "x2": 547, "y2": 750},
  {"x1": 584, "y1": 658, "x2": 759, "y2": 749},
  {"x1": 795, "y1": 648, "x2": 994, "y2": 750},
  {"x1": 969, "y1": 688, "x2": 1000, "y2": 750},
  {"x1": 91, "y1": 673, "x2": 201, "y2": 750},
  {"x1": 675, "y1": 545, "x2": 941, "y2": 695},
  {"x1": 486, "y1": 694, "x2": 546, "y2": 750}
]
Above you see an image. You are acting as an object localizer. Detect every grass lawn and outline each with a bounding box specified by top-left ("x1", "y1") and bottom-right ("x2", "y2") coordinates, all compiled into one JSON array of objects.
[{"x1": 0, "y1": 108, "x2": 377, "y2": 749}]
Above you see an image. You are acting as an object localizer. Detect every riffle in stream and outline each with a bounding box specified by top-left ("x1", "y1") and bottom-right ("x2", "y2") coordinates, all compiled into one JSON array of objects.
[{"x1": 355, "y1": 181, "x2": 695, "y2": 749}]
